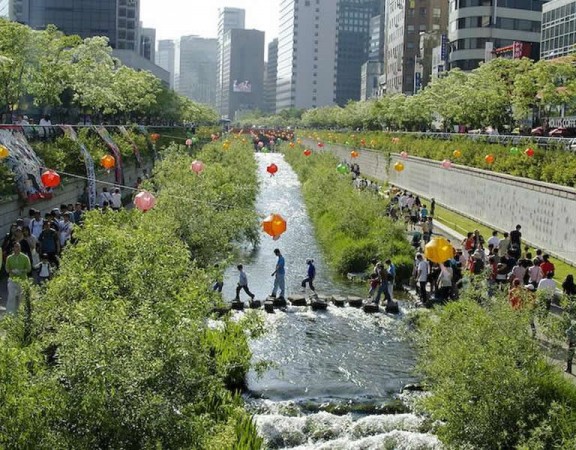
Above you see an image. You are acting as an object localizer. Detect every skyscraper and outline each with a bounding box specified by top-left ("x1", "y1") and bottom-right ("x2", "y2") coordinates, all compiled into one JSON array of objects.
[
  {"x1": 220, "y1": 29, "x2": 264, "y2": 120},
  {"x1": 448, "y1": 0, "x2": 548, "y2": 71},
  {"x1": 156, "y1": 39, "x2": 176, "y2": 88},
  {"x1": 177, "y1": 36, "x2": 218, "y2": 108},
  {"x1": 4, "y1": 0, "x2": 140, "y2": 50},
  {"x1": 335, "y1": 0, "x2": 380, "y2": 105},
  {"x1": 276, "y1": 0, "x2": 338, "y2": 112},
  {"x1": 542, "y1": 0, "x2": 576, "y2": 60},
  {"x1": 139, "y1": 27, "x2": 156, "y2": 62},
  {"x1": 264, "y1": 38, "x2": 279, "y2": 113},
  {"x1": 217, "y1": 8, "x2": 245, "y2": 117}
]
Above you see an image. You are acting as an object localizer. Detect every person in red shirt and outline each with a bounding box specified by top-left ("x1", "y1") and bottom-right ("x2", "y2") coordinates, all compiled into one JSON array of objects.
[
  {"x1": 540, "y1": 254, "x2": 555, "y2": 277},
  {"x1": 509, "y1": 279, "x2": 523, "y2": 310}
]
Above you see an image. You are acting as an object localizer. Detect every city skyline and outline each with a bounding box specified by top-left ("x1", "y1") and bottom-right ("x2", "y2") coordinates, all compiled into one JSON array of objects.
[{"x1": 140, "y1": 0, "x2": 279, "y2": 44}]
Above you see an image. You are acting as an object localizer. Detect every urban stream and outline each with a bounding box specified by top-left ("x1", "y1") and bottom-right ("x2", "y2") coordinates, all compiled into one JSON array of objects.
[{"x1": 222, "y1": 153, "x2": 441, "y2": 449}]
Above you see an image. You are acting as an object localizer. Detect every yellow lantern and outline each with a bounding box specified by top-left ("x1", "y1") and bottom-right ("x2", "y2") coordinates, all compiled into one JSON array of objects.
[
  {"x1": 453, "y1": 149, "x2": 462, "y2": 158},
  {"x1": 424, "y1": 237, "x2": 455, "y2": 264},
  {"x1": 0, "y1": 145, "x2": 8, "y2": 159},
  {"x1": 394, "y1": 162, "x2": 405, "y2": 172}
]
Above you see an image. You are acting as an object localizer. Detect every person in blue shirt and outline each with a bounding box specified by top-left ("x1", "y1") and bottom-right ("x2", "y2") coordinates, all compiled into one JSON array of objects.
[
  {"x1": 420, "y1": 204, "x2": 428, "y2": 220},
  {"x1": 301, "y1": 258, "x2": 316, "y2": 292},
  {"x1": 271, "y1": 248, "x2": 286, "y2": 299}
]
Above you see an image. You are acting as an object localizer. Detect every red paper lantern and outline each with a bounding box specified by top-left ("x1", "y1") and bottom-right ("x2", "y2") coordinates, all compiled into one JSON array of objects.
[
  {"x1": 267, "y1": 163, "x2": 278, "y2": 176},
  {"x1": 41, "y1": 170, "x2": 60, "y2": 188},
  {"x1": 190, "y1": 160, "x2": 205, "y2": 174},
  {"x1": 150, "y1": 133, "x2": 160, "y2": 142},
  {"x1": 525, "y1": 148, "x2": 535, "y2": 157},
  {"x1": 303, "y1": 149, "x2": 312, "y2": 157},
  {"x1": 485, "y1": 154, "x2": 495, "y2": 164},
  {"x1": 317, "y1": 142, "x2": 324, "y2": 148},
  {"x1": 262, "y1": 213, "x2": 287, "y2": 239},
  {"x1": 134, "y1": 191, "x2": 156, "y2": 212},
  {"x1": 100, "y1": 154, "x2": 115, "y2": 170}
]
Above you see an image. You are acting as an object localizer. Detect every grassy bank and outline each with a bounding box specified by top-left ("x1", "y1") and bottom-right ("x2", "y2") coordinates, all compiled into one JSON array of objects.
[
  {"x1": 282, "y1": 143, "x2": 414, "y2": 282},
  {"x1": 0, "y1": 140, "x2": 263, "y2": 448}
]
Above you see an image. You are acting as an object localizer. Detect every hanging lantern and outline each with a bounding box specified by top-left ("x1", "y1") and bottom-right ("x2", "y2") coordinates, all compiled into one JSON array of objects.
[
  {"x1": 191, "y1": 136, "x2": 198, "y2": 143},
  {"x1": 337, "y1": 163, "x2": 350, "y2": 174},
  {"x1": 41, "y1": 170, "x2": 61, "y2": 188},
  {"x1": 134, "y1": 191, "x2": 156, "y2": 212},
  {"x1": 485, "y1": 154, "x2": 495, "y2": 164},
  {"x1": 525, "y1": 148, "x2": 535, "y2": 157},
  {"x1": 289, "y1": 142, "x2": 295, "y2": 148},
  {"x1": 150, "y1": 133, "x2": 160, "y2": 142},
  {"x1": 222, "y1": 142, "x2": 230, "y2": 150},
  {"x1": 262, "y1": 213, "x2": 287, "y2": 240},
  {"x1": 0, "y1": 145, "x2": 8, "y2": 159},
  {"x1": 317, "y1": 142, "x2": 324, "y2": 148},
  {"x1": 258, "y1": 141, "x2": 264, "y2": 148},
  {"x1": 267, "y1": 163, "x2": 278, "y2": 176},
  {"x1": 360, "y1": 139, "x2": 366, "y2": 146},
  {"x1": 400, "y1": 151, "x2": 408, "y2": 160},
  {"x1": 424, "y1": 237, "x2": 454, "y2": 264},
  {"x1": 509, "y1": 147, "x2": 520, "y2": 155},
  {"x1": 297, "y1": 138, "x2": 302, "y2": 144},
  {"x1": 100, "y1": 154, "x2": 116, "y2": 170},
  {"x1": 185, "y1": 138, "x2": 193, "y2": 147},
  {"x1": 261, "y1": 147, "x2": 269, "y2": 153},
  {"x1": 190, "y1": 160, "x2": 205, "y2": 174},
  {"x1": 351, "y1": 150, "x2": 359, "y2": 158},
  {"x1": 441, "y1": 159, "x2": 452, "y2": 169},
  {"x1": 394, "y1": 162, "x2": 405, "y2": 172},
  {"x1": 453, "y1": 149, "x2": 462, "y2": 158},
  {"x1": 304, "y1": 149, "x2": 312, "y2": 157},
  {"x1": 370, "y1": 139, "x2": 376, "y2": 147},
  {"x1": 345, "y1": 141, "x2": 350, "y2": 146},
  {"x1": 392, "y1": 137, "x2": 400, "y2": 144}
]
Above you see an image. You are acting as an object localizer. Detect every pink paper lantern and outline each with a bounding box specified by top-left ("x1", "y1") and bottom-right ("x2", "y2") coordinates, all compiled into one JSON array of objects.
[
  {"x1": 400, "y1": 151, "x2": 408, "y2": 160},
  {"x1": 441, "y1": 159, "x2": 452, "y2": 169},
  {"x1": 134, "y1": 191, "x2": 156, "y2": 212},
  {"x1": 190, "y1": 160, "x2": 205, "y2": 174},
  {"x1": 258, "y1": 141, "x2": 264, "y2": 148},
  {"x1": 185, "y1": 138, "x2": 193, "y2": 146}
]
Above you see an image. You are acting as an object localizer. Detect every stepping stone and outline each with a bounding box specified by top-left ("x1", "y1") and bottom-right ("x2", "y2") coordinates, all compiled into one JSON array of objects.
[
  {"x1": 331, "y1": 295, "x2": 346, "y2": 307},
  {"x1": 249, "y1": 300, "x2": 262, "y2": 309},
  {"x1": 231, "y1": 301, "x2": 245, "y2": 311},
  {"x1": 310, "y1": 299, "x2": 328, "y2": 311},
  {"x1": 385, "y1": 301, "x2": 400, "y2": 314},
  {"x1": 272, "y1": 297, "x2": 287, "y2": 308},
  {"x1": 212, "y1": 306, "x2": 231, "y2": 317},
  {"x1": 348, "y1": 296, "x2": 363, "y2": 308},
  {"x1": 288, "y1": 295, "x2": 307, "y2": 306},
  {"x1": 363, "y1": 303, "x2": 380, "y2": 314},
  {"x1": 264, "y1": 301, "x2": 275, "y2": 313}
]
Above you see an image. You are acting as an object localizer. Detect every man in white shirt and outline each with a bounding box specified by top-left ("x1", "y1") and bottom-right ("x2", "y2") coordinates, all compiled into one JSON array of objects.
[
  {"x1": 487, "y1": 230, "x2": 500, "y2": 249},
  {"x1": 29, "y1": 209, "x2": 44, "y2": 239},
  {"x1": 416, "y1": 254, "x2": 430, "y2": 306},
  {"x1": 99, "y1": 187, "x2": 113, "y2": 207},
  {"x1": 538, "y1": 271, "x2": 557, "y2": 308},
  {"x1": 110, "y1": 188, "x2": 122, "y2": 210}
]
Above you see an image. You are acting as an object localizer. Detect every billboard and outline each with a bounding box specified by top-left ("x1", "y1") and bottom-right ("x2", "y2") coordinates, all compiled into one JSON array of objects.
[{"x1": 233, "y1": 80, "x2": 252, "y2": 93}]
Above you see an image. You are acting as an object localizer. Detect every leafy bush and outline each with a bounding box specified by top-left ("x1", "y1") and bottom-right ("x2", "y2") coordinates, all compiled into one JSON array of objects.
[
  {"x1": 283, "y1": 146, "x2": 414, "y2": 276},
  {"x1": 415, "y1": 288, "x2": 576, "y2": 449},
  {"x1": 0, "y1": 140, "x2": 263, "y2": 448}
]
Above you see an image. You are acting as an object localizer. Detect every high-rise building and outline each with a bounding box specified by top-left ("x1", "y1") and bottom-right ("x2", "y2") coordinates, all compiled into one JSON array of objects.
[
  {"x1": 385, "y1": 0, "x2": 448, "y2": 95},
  {"x1": 139, "y1": 26, "x2": 156, "y2": 62},
  {"x1": 176, "y1": 36, "x2": 218, "y2": 108},
  {"x1": 264, "y1": 38, "x2": 278, "y2": 113},
  {"x1": 4, "y1": 0, "x2": 140, "y2": 50},
  {"x1": 277, "y1": 0, "x2": 338, "y2": 112},
  {"x1": 541, "y1": 0, "x2": 576, "y2": 60},
  {"x1": 217, "y1": 8, "x2": 245, "y2": 117},
  {"x1": 220, "y1": 29, "x2": 264, "y2": 120},
  {"x1": 335, "y1": 0, "x2": 380, "y2": 105},
  {"x1": 360, "y1": 60, "x2": 383, "y2": 100},
  {"x1": 448, "y1": 0, "x2": 548, "y2": 71},
  {"x1": 156, "y1": 39, "x2": 176, "y2": 88}
]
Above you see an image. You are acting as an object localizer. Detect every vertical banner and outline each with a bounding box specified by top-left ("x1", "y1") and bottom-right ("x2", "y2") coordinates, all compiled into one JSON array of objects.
[
  {"x1": 118, "y1": 125, "x2": 142, "y2": 167},
  {"x1": 0, "y1": 129, "x2": 51, "y2": 202},
  {"x1": 61, "y1": 125, "x2": 97, "y2": 210},
  {"x1": 94, "y1": 126, "x2": 124, "y2": 185}
]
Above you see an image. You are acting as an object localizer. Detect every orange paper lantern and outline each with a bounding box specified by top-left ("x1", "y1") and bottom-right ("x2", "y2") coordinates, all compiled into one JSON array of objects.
[
  {"x1": 262, "y1": 213, "x2": 287, "y2": 239},
  {"x1": 150, "y1": 133, "x2": 160, "y2": 142},
  {"x1": 100, "y1": 154, "x2": 115, "y2": 170},
  {"x1": 485, "y1": 154, "x2": 495, "y2": 164},
  {"x1": 351, "y1": 150, "x2": 359, "y2": 158}
]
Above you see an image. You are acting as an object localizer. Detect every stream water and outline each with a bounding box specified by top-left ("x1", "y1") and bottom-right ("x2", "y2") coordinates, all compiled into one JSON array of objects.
[{"x1": 222, "y1": 153, "x2": 441, "y2": 449}]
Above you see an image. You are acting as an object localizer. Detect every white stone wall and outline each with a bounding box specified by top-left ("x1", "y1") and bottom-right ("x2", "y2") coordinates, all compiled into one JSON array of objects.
[{"x1": 305, "y1": 138, "x2": 576, "y2": 265}]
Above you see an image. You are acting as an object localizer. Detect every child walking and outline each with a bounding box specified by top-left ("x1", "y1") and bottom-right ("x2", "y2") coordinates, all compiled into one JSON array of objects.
[
  {"x1": 235, "y1": 264, "x2": 255, "y2": 301},
  {"x1": 36, "y1": 253, "x2": 52, "y2": 284},
  {"x1": 368, "y1": 272, "x2": 380, "y2": 301}
]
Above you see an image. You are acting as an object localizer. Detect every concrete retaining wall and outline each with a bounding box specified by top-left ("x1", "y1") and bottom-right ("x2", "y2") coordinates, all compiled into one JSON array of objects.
[
  {"x1": 0, "y1": 161, "x2": 153, "y2": 237},
  {"x1": 303, "y1": 138, "x2": 576, "y2": 265}
]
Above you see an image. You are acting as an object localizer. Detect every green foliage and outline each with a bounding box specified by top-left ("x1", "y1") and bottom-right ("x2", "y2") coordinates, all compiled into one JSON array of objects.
[
  {"x1": 416, "y1": 291, "x2": 576, "y2": 449},
  {"x1": 0, "y1": 140, "x2": 263, "y2": 448},
  {"x1": 283, "y1": 146, "x2": 414, "y2": 276}
]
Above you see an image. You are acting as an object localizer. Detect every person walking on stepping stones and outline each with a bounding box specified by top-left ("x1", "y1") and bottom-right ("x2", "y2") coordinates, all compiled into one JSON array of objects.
[
  {"x1": 235, "y1": 264, "x2": 255, "y2": 302},
  {"x1": 301, "y1": 258, "x2": 316, "y2": 292},
  {"x1": 271, "y1": 248, "x2": 286, "y2": 300}
]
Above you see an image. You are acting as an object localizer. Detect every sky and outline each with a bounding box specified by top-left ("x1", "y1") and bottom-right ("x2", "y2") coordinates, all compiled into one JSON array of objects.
[{"x1": 140, "y1": 0, "x2": 280, "y2": 44}]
